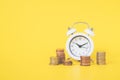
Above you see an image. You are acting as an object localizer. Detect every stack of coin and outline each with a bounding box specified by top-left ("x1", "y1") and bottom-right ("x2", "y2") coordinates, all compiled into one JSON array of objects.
[
  {"x1": 96, "y1": 52, "x2": 106, "y2": 65},
  {"x1": 56, "y1": 49, "x2": 65, "y2": 64},
  {"x1": 49, "y1": 56, "x2": 58, "y2": 65},
  {"x1": 80, "y1": 56, "x2": 90, "y2": 66},
  {"x1": 63, "y1": 58, "x2": 72, "y2": 66}
]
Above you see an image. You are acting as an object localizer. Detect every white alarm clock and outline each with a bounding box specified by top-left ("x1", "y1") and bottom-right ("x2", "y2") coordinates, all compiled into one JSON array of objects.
[{"x1": 66, "y1": 22, "x2": 94, "y2": 60}]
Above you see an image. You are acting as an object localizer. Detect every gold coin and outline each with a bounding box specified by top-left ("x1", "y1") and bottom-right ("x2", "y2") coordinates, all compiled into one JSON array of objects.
[
  {"x1": 96, "y1": 52, "x2": 106, "y2": 65},
  {"x1": 80, "y1": 56, "x2": 91, "y2": 66},
  {"x1": 50, "y1": 56, "x2": 58, "y2": 65},
  {"x1": 56, "y1": 48, "x2": 64, "y2": 52}
]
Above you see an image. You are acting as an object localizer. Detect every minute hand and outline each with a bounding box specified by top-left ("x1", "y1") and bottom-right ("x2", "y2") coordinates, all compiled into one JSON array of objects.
[{"x1": 79, "y1": 43, "x2": 88, "y2": 47}]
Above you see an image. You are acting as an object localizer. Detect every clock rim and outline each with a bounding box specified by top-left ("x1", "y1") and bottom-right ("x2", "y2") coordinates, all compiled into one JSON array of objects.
[{"x1": 66, "y1": 33, "x2": 94, "y2": 60}]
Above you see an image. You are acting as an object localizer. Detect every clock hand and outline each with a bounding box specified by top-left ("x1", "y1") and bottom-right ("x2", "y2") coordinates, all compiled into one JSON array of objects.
[
  {"x1": 75, "y1": 43, "x2": 81, "y2": 48},
  {"x1": 80, "y1": 42, "x2": 88, "y2": 47},
  {"x1": 75, "y1": 42, "x2": 88, "y2": 48}
]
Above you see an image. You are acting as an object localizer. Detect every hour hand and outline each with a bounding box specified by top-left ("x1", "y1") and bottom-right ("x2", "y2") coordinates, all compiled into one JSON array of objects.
[
  {"x1": 75, "y1": 43, "x2": 81, "y2": 48},
  {"x1": 75, "y1": 42, "x2": 88, "y2": 48}
]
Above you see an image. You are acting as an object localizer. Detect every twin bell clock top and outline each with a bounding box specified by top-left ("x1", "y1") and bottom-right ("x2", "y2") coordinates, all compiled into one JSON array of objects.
[{"x1": 66, "y1": 22, "x2": 95, "y2": 60}]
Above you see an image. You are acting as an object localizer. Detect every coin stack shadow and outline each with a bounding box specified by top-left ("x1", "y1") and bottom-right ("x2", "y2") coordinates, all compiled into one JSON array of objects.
[
  {"x1": 97, "y1": 52, "x2": 106, "y2": 65},
  {"x1": 80, "y1": 56, "x2": 91, "y2": 66},
  {"x1": 56, "y1": 49, "x2": 65, "y2": 64}
]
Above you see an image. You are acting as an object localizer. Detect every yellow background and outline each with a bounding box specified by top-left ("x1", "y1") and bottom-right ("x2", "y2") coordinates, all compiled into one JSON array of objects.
[{"x1": 0, "y1": 0, "x2": 120, "y2": 80}]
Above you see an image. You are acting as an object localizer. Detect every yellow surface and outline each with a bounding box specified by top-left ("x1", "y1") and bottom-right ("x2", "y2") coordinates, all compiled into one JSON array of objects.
[{"x1": 0, "y1": 0, "x2": 120, "y2": 80}]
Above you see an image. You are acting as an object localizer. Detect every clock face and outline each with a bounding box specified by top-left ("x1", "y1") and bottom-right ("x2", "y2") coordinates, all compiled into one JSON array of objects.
[
  {"x1": 69, "y1": 36, "x2": 91, "y2": 57},
  {"x1": 66, "y1": 33, "x2": 94, "y2": 60}
]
